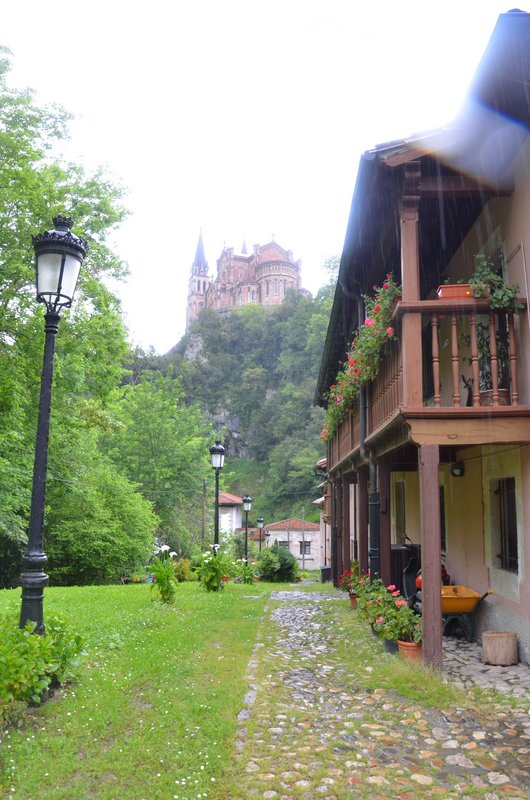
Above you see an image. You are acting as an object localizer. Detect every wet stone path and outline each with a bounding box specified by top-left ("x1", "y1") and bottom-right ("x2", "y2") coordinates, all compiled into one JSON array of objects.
[{"x1": 230, "y1": 589, "x2": 530, "y2": 799}]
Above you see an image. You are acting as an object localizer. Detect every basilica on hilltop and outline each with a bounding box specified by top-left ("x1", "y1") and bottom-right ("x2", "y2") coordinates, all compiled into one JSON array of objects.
[{"x1": 186, "y1": 232, "x2": 305, "y2": 330}]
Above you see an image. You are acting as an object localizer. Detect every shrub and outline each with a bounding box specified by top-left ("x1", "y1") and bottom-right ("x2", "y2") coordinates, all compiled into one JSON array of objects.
[
  {"x1": 197, "y1": 550, "x2": 231, "y2": 592},
  {"x1": 0, "y1": 613, "x2": 84, "y2": 727},
  {"x1": 257, "y1": 544, "x2": 298, "y2": 582},
  {"x1": 173, "y1": 558, "x2": 195, "y2": 582},
  {"x1": 232, "y1": 559, "x2": 256, "y2": 585},
  {"x1": 150, "y1": 545, "x2": 178, "y2": 604},
  {"x1": 256, "y1": 548, "x2": 280, "y2": 581}
]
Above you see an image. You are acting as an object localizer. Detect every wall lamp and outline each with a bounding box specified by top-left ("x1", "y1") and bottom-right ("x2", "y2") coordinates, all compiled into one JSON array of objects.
[{"x1": 450, "y1": 461, "x2": 465, "y2": 478}]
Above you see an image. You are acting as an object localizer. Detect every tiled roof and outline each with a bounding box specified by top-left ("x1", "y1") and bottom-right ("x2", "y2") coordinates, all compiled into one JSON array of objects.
[
  {"x1": 219, "y1": 491, "x2": 243, "y2": 505},
  {"x1": 264, "y1": 517, "x2": 320, "y2": 531}
]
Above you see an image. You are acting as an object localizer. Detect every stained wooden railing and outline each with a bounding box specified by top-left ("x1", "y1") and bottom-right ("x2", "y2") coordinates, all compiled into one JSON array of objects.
[
  {"x1": 330, "y1": 298, "x2": 527, "y2": 465},
  {"x1": 370, "y1": 339, "x2": 402, "y2": 431}
]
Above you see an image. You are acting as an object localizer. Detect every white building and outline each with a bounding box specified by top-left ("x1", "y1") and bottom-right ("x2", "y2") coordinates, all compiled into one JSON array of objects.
[{"x1": 264, "y1": 517, "x2": 320, "y2": 570}]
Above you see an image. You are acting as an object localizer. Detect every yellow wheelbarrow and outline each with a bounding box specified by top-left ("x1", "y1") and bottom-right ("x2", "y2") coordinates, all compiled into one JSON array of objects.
[{"x1": 441, "y1": 586, "x2": 494, "y2": 642}]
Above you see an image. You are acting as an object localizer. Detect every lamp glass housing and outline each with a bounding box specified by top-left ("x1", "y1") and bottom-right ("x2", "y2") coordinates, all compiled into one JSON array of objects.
[
  {"x1": 257, "y1": 516, "x2": 264, "y2": 529},
  {"x1": 210, "y1": 441, "x2": 225, "y2": 470},
  {"x1": 36, "y1": 251, "x2": 82, "y2": 308},
  {"x1": 243, "y1": 495, "x2": 252, "y2": 512}
]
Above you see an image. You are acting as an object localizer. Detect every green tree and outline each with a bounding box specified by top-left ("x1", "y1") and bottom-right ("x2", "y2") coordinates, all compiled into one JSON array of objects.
[
  {"x1": 0, "y1": 49, "x2": 158, "y2": 586},
  {"x1": 106, "y1": 371, "x2": 214, "y2": 554}
]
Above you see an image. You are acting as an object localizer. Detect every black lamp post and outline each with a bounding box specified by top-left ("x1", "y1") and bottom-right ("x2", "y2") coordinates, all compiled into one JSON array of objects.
[
  {"x1": 20, "y1": 216, "x2": 88, "y2": 633},
  {"x1": 209, "y1": 440, "x2": 225, "y2": 552},
  {"x1": 265, "y1": 531, "x2": 270, "y2": 547},
  {"x1": 243, "y1": 495, "x2": 252, "y2": 560},
  {"x1": 257, "y1": 516, "x2": 264, "y2": 551}
]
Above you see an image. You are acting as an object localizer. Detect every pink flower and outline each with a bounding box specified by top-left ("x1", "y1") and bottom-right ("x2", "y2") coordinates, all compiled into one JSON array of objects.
[
  {"x1": 364, "y1": 317, "x2": 375, "y2": 327},
  {"x1": 376, "y1": 616, "x2": 385, "y2": 624},
  {"x1": 387, "y1": 584, "x2": 396, "y2": 591},
  {"x1": 386, "y1": 326, "x2": 394, "y2": 335},
  {"x1": 395, "y1": 599, "x2": 408, "y2": 607},
  {"x1": 373, "y1": 304, "x2": 381, "y2": 314}
]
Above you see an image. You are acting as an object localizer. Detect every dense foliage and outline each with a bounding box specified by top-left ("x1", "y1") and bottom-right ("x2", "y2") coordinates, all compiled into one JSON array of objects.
[
  {"x1": 0, "y1": 612, "x2": 84, "y2": 723},
  {"x1": 0, "y1": 48, "x2": 333, "y2": 589},
  {"x1": 161, "y1": 282, "x2": 334, "y2": 523},
  {"x1": 256, "y1": 543, "x2": 298, "y2": 582},
  {"x1": 0, "y1": 51, "x2": 212, "y2": 587}
]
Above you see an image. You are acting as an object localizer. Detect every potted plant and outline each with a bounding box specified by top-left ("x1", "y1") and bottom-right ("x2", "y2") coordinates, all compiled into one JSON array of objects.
[
  {"x1": 338, "y1": 561, "x2": 360, "y2": 607},
  {"x1": 371, "y1": 592, "x2": 422, "y2": 659},
  {"x1": 462, "y1": 255, "x2": 525, "y2": 405},
  {"x1": 470, "y1": 254, "x2": 525, "y2": 314},
  {"x1": 322, "y1": 274, "x2": 401, "y2": 440}
]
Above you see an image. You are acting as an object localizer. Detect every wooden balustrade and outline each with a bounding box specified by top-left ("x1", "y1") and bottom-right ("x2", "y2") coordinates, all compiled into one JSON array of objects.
[
  {"x1": 329, "y1": 299, "x2": 526, "y2": 468},
  {"x1": 370, "y1": 339, "x2": 402, "y2": 431}
]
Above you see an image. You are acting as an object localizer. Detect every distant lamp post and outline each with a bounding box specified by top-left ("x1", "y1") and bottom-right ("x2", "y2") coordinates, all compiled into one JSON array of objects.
[
  {"x1": 257, "y1": 516, "x2": 264, "y2": 551},
  {"x1": 20, "y1": 216, "x2": 88, "y2": 633},
  {"x1": 265, "y1": 531, "x2": 271, "y2": 547},
  {"x1": 243, "y1": 494, "x2": 252, "y2": 560},
  {"x1": 209, "y1": 440, "x2": 225, "y2": 551}
]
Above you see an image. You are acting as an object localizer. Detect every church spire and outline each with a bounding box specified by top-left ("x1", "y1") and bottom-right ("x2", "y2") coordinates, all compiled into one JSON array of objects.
[{"x1": 194, "y1": 229, "x2": 208, "y2": 269}]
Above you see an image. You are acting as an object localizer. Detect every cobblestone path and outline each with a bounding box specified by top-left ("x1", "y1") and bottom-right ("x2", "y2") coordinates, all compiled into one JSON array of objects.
[{"x1": 228, "y1": 590, "x2": 530, "y2": 799}]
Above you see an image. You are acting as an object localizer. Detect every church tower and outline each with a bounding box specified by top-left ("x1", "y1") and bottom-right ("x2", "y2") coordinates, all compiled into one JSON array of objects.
[{"x1": 186, "y1": 231, "x2": 210, "y2": 330}]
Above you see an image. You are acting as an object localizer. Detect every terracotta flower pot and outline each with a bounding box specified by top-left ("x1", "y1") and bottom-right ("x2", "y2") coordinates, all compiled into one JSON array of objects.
[
  {"x1": 397, "y1": 639, "x2": 422, "y2": 661},
  {"x1": 349, "y1": 593, "x2": 357, "y2": 609}
]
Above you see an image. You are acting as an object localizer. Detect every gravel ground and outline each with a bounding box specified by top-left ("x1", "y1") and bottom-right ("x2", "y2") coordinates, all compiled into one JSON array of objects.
[{"x1": 225, "y1": 588, "x2": 530, "y2": 799}]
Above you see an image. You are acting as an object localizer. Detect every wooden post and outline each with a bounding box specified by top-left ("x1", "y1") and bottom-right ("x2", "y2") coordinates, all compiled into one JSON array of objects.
[
  {"x1": 379, "y1": 462, "x2": 391, "y2": 586},
  {"x1": 342, "y1": 479, "x2": 351, "y2": 570},
  {"x1": 401, "y1": 164, "x2": 423, "y2": 406},
  {"x1": 358, "y1": 468, "x2": 369, "y2": 575},
  {"x1": 418, "y1": 445, "x2": 443, "y2": 669},
  {"x1": 335, "y1": 477, "x2": 344, "y2": 578}
]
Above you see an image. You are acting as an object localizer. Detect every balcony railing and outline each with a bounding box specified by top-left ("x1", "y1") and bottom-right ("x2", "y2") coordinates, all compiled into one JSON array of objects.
[{"x1": 330, "y1": 297, "x2": 527, "y2": 465}]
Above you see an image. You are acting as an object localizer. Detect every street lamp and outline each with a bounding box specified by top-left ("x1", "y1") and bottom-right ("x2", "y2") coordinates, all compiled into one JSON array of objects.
[
  {"x1": 243, "y1": 494, "x2": 252, "y2": 560},
  {"x1": 209, "y1": 440, "x2": 225, "y2": 551},
  {"x1": 257, "y1": 516, "x2": 264, "y2": 551},
  {"x1": 265, "y1": 531, "x2": 270, "y2": 547},
  {"x1": 20, "y1": 216, "x2": 88, "y2": 633}
]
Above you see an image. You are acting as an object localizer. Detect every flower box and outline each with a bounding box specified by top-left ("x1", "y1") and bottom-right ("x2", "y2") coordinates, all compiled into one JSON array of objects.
[{"x1": 437, "y1": 283, "x2": 473, "y2": 299}]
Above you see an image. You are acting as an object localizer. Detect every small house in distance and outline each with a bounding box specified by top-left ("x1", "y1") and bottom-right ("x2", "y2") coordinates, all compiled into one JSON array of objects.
[
  {"x1": 264, "y1": 517, "x2": 320, "y2": 570},
  {"x1": 219, "y1": 491, "x2": 243, "y2": 534}
]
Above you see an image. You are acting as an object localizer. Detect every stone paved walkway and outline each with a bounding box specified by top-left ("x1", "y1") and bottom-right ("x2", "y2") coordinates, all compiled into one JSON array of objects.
[{"x1": 228, "y1": 589, "x2": 530, "y2": 799}]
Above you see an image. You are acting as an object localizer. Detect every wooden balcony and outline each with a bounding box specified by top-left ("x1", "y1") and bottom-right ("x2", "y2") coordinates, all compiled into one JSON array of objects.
[{"x1": 329, "y1": 298, "x2": 530, "y2": 470}]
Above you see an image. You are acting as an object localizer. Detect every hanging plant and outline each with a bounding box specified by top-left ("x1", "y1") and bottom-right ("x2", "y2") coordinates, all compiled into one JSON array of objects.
[{"x1": 321, "y1": 274, "x2": 401, "y2": 441}]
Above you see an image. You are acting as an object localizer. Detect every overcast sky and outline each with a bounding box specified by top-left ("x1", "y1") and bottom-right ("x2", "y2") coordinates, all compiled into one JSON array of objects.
[{"x1": 2, "y1": 1, "x2": 518, "y2": 353}]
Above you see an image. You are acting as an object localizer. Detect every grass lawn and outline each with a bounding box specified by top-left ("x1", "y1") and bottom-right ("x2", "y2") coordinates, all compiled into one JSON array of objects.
[
  {"x1": 1, "y1": 580, "x2": 516, "y2": 800},
  {"x1": 0, "y1": 581, "x2": 291, "y2": 800}
]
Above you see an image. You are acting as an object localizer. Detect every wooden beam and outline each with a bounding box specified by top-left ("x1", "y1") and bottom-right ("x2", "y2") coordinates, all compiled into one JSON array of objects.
[
  {"x1": 419, "y1": 175, "x2": 510, "y2": 197},
  {"x1": 418, "y1": 445, "x2": 443, "y2": 670},
  {"x1": 406, "y1": 416, "x2": 530, "y2": 445}
]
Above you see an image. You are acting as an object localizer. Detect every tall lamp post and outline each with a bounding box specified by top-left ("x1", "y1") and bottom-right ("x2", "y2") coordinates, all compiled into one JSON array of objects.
[
  {"x1": 257, "y1": 516, "x2": 264, "y2": 551},
  {"x1": 20, "y1": 216, "x2": 88, "y2": 633},
  {"x1": 209, "y1": 440, "x2": 225, "y2": 552},
  {"x1": 243, "y1": 495, "x2": 252, "y2": 560}
]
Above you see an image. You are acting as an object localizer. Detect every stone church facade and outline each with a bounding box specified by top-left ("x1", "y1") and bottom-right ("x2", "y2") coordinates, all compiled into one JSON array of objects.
[{"x1": 186, "y1": 232, "x2": 303, "y2": 330}]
